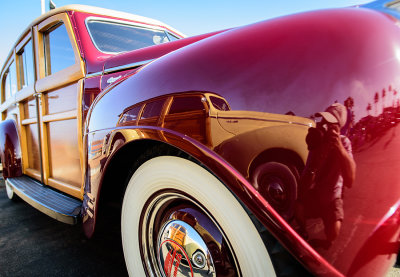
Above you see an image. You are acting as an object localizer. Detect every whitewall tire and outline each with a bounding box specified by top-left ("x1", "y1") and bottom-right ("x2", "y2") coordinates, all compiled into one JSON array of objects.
[
  {"x1": 5, "y1": 179, "x2": 16, "y2": 200},
  {"x1": 121, "y1": 155, "x2": 276, "y2": 276}
]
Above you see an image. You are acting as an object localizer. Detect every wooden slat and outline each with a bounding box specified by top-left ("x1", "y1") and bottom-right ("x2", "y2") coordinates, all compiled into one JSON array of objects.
[
  {"x1": 25, "y1": 168, "x2": 41, "y2": 180},
  {"x1": 21, "y1": 118, "x2": 37, "y2": 125},
  {"x1": 48, "y1": 177, "x2": 82, "y2": 200},
  {"x1": 18, "y1": 102, "x2": 29, "y2": 172},
  {"x1": 42, "y1": 109, "x2": 77, "y2": 122},
  {"x1": 76, "y1": 79, "x2": 84, "y2": 196}
]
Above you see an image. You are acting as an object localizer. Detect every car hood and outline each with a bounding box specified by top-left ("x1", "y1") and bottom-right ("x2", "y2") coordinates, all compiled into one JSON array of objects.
[{"x1": 102, "y1": 30, "x2": 227, "y2": 73}]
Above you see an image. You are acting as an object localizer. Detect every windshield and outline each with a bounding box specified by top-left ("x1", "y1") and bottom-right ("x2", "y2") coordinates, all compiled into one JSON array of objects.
[{"x1": 86, "y1": 20, "x2": 180, "y2": 53}]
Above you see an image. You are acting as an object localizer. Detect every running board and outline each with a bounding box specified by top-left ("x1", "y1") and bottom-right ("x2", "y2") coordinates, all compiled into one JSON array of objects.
[{"x1": 6, "y1": 176, "x2": 82, "y2": 225}]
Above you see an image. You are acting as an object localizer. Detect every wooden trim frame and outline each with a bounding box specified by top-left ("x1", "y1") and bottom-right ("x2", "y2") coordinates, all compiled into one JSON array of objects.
[
  {"x1": 48, "y1": 177, "x2": 81, "y2": 199},
  {"x1": 77, "y1": 79, "x2": 85, "y2": 196},
  {"x1": 39, "y1": 93, "x2": 50, "y2": 185},
  {"x1": 11, "y1": 30, "x2": 38, "y2": 177},
  {"x1": 0, "y1": 56, "x2": 16, "y2": 107},
  {"x1": 25, "y1": 168, "x2": 41, "y2": 180},
  {"x1": 18, "y1": 102, "x2": 29, "y2": 173},
  {"x1": 30, "y1": 13, "x2": 85, "y2": 198},
  {"x1": 35, "y1": 13, "x2": 85, "y2": 93},
  {"x1": 21, "y1": 118, "x2": 38, "y2": 125},
  {"x1": 15, "y1": 33, "x2": 33, "y2": 92},
  {"x1": 42, "y1": 110, "x2": 77, "y2": 122}
]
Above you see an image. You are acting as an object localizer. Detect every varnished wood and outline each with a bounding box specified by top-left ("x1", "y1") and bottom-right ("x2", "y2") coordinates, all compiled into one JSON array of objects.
[
  {"x1": 25, "y1": 168, "x2": 41, "y2": 180},
  {"x1": 42, "y1": 110, "x2": 77, "y2": 123},
  {"x1": 1, "y1": 56, "x2": 15, "y2": 104},
  {"x1": 30, "y1": 13, "x2": 85, "y2": 197},
  {"x1": 48, "y1": 177, "x2": 82, "y2": 200},
  {"x1": 46, "y1": 83, "x2": 77, "y2": 114},
  {"x1": 21, "y1": 118, "x2": 37, "y2": 125},
  {"x1": 47, "y1": 119, "x2": 82, "y2": 189},
  {"x1": 35, "y1": 13, "x2": 85, "y2": 93},
  {"x1": 15, "y1": 33, "x2": 32, "y2": 92},
  {"x1": 76, "y1": 80, "x2": 85, "y2": 196},
  {"x1": 18, "y1": 100, "x2": 29, "y2": 172},
  {"x1": 22, "y1": 97, "x2": 37, "y2": 120},
  {"x1": 26, "y1": 123, "x2": 41, "y2": 171}
]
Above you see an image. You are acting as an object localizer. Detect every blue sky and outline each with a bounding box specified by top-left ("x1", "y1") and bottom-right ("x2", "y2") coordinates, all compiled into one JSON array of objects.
[{"x1": 0, "y1": 0, "x2": 372, "y2": 67}]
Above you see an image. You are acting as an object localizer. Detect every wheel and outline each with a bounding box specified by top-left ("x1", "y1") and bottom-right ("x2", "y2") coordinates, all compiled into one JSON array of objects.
[
  {"x1": 252, "y1": 162, "x2": 297, "y2": 220},
  {"x1": 121, "y1": 156, "x2": 276, "y2": 276}
]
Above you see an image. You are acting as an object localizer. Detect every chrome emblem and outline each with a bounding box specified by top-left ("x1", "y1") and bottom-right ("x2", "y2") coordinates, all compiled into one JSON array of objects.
[{"x1": 106, "y1": 75, "x2": 122, "y2": 84}]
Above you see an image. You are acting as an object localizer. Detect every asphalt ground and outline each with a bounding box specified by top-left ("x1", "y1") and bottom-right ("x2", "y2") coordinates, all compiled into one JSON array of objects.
[
  {"x1": 0, "y1": 178, "x2": 399, "y2": 276},
  {"x1": 0, "y1": 179, "x2": 128, "y2": 277}
]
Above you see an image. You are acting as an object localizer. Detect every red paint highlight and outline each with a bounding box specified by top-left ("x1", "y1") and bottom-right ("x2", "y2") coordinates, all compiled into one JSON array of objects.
[{"x1": 159, "y1": 240, "x2": 193, "y2": 277}]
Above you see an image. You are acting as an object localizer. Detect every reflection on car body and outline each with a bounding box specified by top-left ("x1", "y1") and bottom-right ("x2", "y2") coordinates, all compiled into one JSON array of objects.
[{"x1": 117, "y1": 92, "x2": 313, "y2": 219}]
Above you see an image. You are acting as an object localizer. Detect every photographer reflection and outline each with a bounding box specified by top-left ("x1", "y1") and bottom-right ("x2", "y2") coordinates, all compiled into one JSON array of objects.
[{"x1": 295, "y1": 103, "x2": 356, "y2": 246}]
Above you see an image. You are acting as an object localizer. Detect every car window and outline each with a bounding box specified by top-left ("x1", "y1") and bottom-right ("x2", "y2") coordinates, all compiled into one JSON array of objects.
[
  {"x1": 120, "y1": 105, "x2": 142, "y2": 124},
  {"x1": 141, "y1": 99, "x2": 165, "y2": 119},
  {"x1": 210, "y1": 96, "x2": 230, "y2": 111},
  {"x1": 44, "y1": 23, "x2": 75, "y2": 75},
  {"x1": 86, "y1": 20, "x2": 177, "y2": 53},
  {"x1": 169, "y1": 96, "x2": 205, "y2": 114},
  {"x1": 17, "y1": 39, "x2": 35, "y2": 88},
  {"x1": 3, "y1": 61, "x2": 17, "y2": 101}
]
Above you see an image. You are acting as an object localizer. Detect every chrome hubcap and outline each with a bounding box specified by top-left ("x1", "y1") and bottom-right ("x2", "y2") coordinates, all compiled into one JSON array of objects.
[
  {"x1": 140, "y1": 191, "x2": 239, "y2": 277},
  {"x1": 158, "y1": 220, "x2": 215, "y2": 277}
]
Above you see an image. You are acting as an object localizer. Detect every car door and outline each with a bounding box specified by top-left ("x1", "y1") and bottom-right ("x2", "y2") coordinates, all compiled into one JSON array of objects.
[
  {"x1": 13, "y1": 30, "x2": 41, "y2": 181},
  {"x1": 31, "y1": 13, "x2": 85, "y2": 199}
]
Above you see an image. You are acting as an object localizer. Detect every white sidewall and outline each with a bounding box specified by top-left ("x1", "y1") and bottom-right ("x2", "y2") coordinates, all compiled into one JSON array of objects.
[
  {"x1": 121, "y1": 156, "x2": 276, "y2": 276},
  {"x1": 5, "y1": 180, "x2": 14, "y2": 200}
]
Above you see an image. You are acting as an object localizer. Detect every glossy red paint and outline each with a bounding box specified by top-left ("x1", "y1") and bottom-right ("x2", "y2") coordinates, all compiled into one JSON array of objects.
[
  {"x1": 69, "y1": 12, "x2": 113, "y2": 74},
  {"x1": 100, "y1": 69, "x2": 137, "y2": 91},
  {"x1": 82, "y1": 76, "x2": 102, "y2": 123},
  {"x1": 0, "y1": 119, "x2": 22, "y2": 178},
  {"x1": 85, "y1": 7, "x2": 400, "y2": 276},
  {"x1": 102, "y1": 30, "x2": 226, "y2": 71}
]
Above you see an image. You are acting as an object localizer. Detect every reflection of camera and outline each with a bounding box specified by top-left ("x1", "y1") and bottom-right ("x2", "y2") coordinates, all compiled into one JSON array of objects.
[{"x1": 306, "y1": 123, "x2": 329, "y2": 150}]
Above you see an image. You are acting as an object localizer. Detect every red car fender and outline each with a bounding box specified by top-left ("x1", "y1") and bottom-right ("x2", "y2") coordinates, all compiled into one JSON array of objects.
[{"x1": 0, "y1": 119, "x2": 22, "y2": 178}]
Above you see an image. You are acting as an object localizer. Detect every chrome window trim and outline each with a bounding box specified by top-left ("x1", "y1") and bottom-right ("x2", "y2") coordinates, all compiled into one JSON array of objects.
[
  {"x1": 85, "y1": 72, "x2": 102, "y2": 79},
  {"x1": 103, "y1": 59, "x2": 155, "y2": 74},
  {"x1": 85, "y1": 16, "x2": 170, "y2": 54},
  {"x1": 85, "y1": 59, "x2": 155, "y2": 79}
]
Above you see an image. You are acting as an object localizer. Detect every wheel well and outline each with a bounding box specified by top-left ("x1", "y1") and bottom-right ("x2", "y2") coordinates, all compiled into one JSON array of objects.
[
  {"x1": 96, "y1": 141, "x2": 311, "y2": 275},
  {"x1": 101, "y1": 141, "x2": 175, "y2": 203},
  {"x1": 249, "y1": 148, "x2": 305, "y2": 180},
  {"x1": 97, "y1": 140, "x2": 194, "y2": 223}
]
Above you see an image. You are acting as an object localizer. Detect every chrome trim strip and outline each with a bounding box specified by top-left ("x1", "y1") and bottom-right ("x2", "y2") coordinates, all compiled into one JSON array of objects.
[
  {"x1": 103, "y1": 59, "x2": 155, "y2": 75},
  {"x1": 217, "y1": 116, "x2": 313, "y2": 127},
  {"x1": 85, "y1": 59, "x2": 154, "y2": 79},
  {"x1": 85, "y1": 71, "x2": 102, "y2": 79}
]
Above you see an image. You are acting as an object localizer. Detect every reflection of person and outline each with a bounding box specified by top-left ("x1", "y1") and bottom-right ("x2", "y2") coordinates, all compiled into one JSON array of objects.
[{"x1": 296, "y1": 103, "x2": 356, "y2": 244}]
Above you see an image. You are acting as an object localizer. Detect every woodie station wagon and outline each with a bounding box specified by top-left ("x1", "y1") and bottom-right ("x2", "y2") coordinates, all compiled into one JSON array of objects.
[{"x1": 1, "y1": 1, "x2": 400, "y2": 276}]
